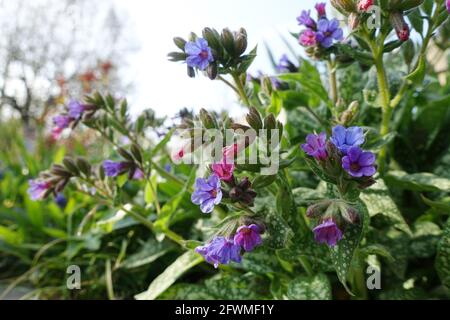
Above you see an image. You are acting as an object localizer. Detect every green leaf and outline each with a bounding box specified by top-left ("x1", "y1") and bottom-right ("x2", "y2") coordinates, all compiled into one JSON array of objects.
[
  {"x1": 120, "y1": 238, "x2": 173, "y2": 269},
  {"x1": 264, "y1": 211, "x2": 293, "y2": 249},
  {"x1": 329, "y1": 200, "x2": 369, "y2": 294},
  {"x1": 117, "y1": 173, "x2": 128, "y2": 188},
  {"x1": 240, "y1": 247, "x2": 283, "y2": 274},
  {"x1": 405, "y1": 55, "x2": 426, "y2": 85},
  {"x1": 144, "y1": 174, "x2": 158, "y2": 205},
  {"x1": 436, "y1": 218, "x2": 450, "y2": 288},
  {"x1": 278, "y1": 73, "x2": 332, "y2": 108},
  {"x1": 410, "y1": 221, "x2": 441, "y2": 258},
  {"x1": 152, "y1": 128, "x2": 174, "y2": 156},
  {"x1": 203, "y1": 273, "x2": 265, "y2": 300},
  {"x1": 385, "y1": 170, "x2": 450, "y2": 193},
  {"x1": 135, "y1": 250, "x2": 203, "y2": 300},
  {"x1": 287, "y1": 274, "x2": 332, "y2": 300},
  {"x1": 361, "y1": 179, "x2": 412, "y2": 235}
]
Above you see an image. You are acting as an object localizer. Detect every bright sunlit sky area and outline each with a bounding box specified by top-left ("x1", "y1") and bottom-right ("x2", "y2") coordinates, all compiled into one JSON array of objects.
[{"x1": 113, "y1": 0, "x2": 315, "y2": 118}]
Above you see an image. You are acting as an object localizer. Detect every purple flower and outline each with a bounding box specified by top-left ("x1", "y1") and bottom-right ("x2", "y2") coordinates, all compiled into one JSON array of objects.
[
  {"x1": 301, "y1": 132, "x2": 328, "y2": 161},
  {"x1": 276, "y1": 54, "x2": 297, "y2": 73},
  {"x1": 55, "y1": 193, "x2": 67, "y2": 209},
  {"x1": 315, "y1": 2, "x2": 327, "y2": 18},
  {"x1": 234, "y1": 224, "x2": 262, "y2": 252},
  {"x1": 28, "y1": 179, "x2": 51, "y2": 201},
  {"x1": 131, "y1": 168, "x2": 145, "y2": 180},
  {"x1": 313, "y1": 218, "x2": 343, "y2": 247},
  {"x1": 68, "y1": 100, "x2": 86, "y2": 120},
  {"x1": 297, "y1": 10, "x2": 316, "y2": 29},
  {"x1": 103, "y1": 160, "x2": 128, "y2": 177},
  {"x1": 447, "y1": 0, "x2": 450, "y2": 14},
  {"x1": 299, "y1": 29, "x2": 317, "y2": 46},
  {"x1": 315, "y1": 18, "x2": 343, "y2": 48},
  {"x1": 195, "y1": 236, "x2": 242, "y2": 268},
  {"x1": 342, "y1": 146, "x2": 376, "y2": 178},
  {"x1": 211, "y1": 161, "x2": 234, "y2": 182},
  {"x1": 330, "y1": 125, "x2": 365, "y2": 154},
  {"x1": 185, "y1": 38, "x2": 214, "y2": 71},
  {"x1": 53, "y1": 115, "x2": 73, "y2": 129},
  {"x1": 191, "y1": 175, "x2": 222, "y2": 213}
]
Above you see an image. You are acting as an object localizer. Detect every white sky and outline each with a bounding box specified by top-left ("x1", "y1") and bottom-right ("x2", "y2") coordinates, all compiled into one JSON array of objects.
[{"x1": 113, "y1": 0, "x2": 315, "y2": 117}]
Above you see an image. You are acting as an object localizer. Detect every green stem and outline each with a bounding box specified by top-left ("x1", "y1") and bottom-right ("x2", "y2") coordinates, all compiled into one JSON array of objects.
[
  {"x1": 218, "y1": 75, "x2": 240, "y2": 95},
  {"x1": 327, "y1": 59, "x2": 338, "y2": 106},
  {"x1": 232, "y1": 73, "x2": 251, "y2": 107}
]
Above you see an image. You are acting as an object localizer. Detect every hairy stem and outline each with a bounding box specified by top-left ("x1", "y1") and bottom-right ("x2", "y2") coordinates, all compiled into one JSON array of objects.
[{"x1": 232, "y1": 73, "x2": 251, "y2": 107}]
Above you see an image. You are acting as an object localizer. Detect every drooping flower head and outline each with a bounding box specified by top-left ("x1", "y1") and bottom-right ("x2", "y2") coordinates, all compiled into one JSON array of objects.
[
  {"x1": 185, "y1": 38, "x2": 214, "y2": 71},
  {"x1": 68, "y1": 100, "x2": 87, "y2": 120},
  {"x1": 330, "y1": 125, "x2": 365, "y2": 154},
  {"x1": 191, "y1": 175, "x2": 222, "y2": 213},
  {"x1": 28, "y1": 179, "x2": 52, "y2": 201},
  {"x1": 276, "y1": 54, "x2": 298, "y2": 73},
  {"x1": 195, "y1": 236, "x2": 242, "y2": 268},
  {"x1": 313, "y1": 218, "x2": 343, "y2": 247},
  {"x1": 297, "y1": 10, "x2": 317, "y2": 29},
  {"x1": 299, "y1": 29, "x2": 317, "y2": 46},
  {"x1": 234, "y1": 224, "x2": 262, "y2": 252},
  {"x1": 315, "y1": 2, "x2": 327, "y2": 18},
  {"x1": 103, "y1": 160, "x2": 129, "y2": 177},
  {"x1": 342, "y1": 146, "x2": 376, "y2": 178},
  {"x1": 301, "y1": 132, "x2": 328, "y2": 161},
  {"x1": 315, "y1": 18, "x2": 343, "y2": 48},
  {"x1": 211, "y1": 161, "x2": 234, "y2": 182}
]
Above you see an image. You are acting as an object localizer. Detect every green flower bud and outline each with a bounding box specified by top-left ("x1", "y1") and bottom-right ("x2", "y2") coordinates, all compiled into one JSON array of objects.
[
  {"x1": 62, "y1": 157, "x2": 79, "y2": 176},
  {"x1": 173, "y1": 37, "x2": 187, "y2": 51},
  {"x1": 221, "y1": 28, "x2": 236, "y2": 57},
  {"x1": 246, "y1": 107, "x2": 263, "y2": 131}
]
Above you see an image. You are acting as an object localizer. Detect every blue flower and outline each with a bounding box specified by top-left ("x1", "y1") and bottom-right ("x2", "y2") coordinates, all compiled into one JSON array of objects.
[
  {"x1": 330, "y1": 125, "x2": 365, "y2": 154},
  {"x1": 103, "y1": 160, "x2": 129, "y2": 177},
  {"x1": 28, "y1": 179, "x2": 51, "y2": 201},
  {"x1": 297, "y1": 10, "x2": 316, "y2": 29},
  {"x1": 234, "y1": 224, "x2": 262, "y2": 252},
  {"x1": 68, "y1": 100, "x2": 87, "y2": 120},
  {"x1": 301, "y1": 132, "x2": 328, "y2": 161},
  {"x1": 195, "y1": 236, "x2": 242, "y2": 268},
  {"x1": 191, "y1": 175, "x2": 222, "y2": 213},
  {"x1": 55, "y1": 193, "x2": 68, "y2": 209},
  {"x1": 315, "y1": 18, "x2": 343, "y2": 48},
  {"x1": 185, "y1": 38, "x2": 214, "y2": 71},
  {"x1": 313, "y1": 218, "x2": 343, "y2": 247},
  {"x1": 342, "y1": 146, "x2": 376, "y2": 178}
]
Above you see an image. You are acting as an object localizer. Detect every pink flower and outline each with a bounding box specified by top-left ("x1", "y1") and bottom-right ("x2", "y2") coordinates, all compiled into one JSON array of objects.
[
  {"x1": 357, "y1": 0, "x2": 373, "y2": 12},
  {"x1": 223, "y1": 144, "x2": 239, "y2": 162},
  {"x1": 299, "y1": 29, "x2": 317, "y2": 47},
  {"x1": 315, "y1": 2, "x2": 327, "y2": 17},
  {"x1": 211, "y1": 161, "x2": 234, "y2": 182}
]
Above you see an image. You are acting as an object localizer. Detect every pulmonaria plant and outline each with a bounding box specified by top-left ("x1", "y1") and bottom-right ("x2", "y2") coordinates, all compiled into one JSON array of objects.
[
  {"x1": 297, "y1": 3, "x2": 343, "y2": 53},
  {"x1": 191, "y1": 175, "x2": 223, "y2": 214},
  {"x1": 301, "y1": 125, "x2": 376, "y2": 247}
]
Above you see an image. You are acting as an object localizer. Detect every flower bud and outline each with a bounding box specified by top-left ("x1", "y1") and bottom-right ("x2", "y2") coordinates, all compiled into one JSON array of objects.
[
  {"x1": 199, "y1": 108, "x2": 217, "y2": 129},
  {"x1": 76, "y1": 158, "x2": 92, "y2": 176},
  {"x1": 348, "y1": 12, "x2": 360, "y2": 30},
  {"x1": 340, "y1": 100, "x2": 359, "y2": 125},
  {"x1": 330, "y1": 0, "x2": 357, "y2": 14},
  {"x1": 246, "y1": 107, "x2": 263, "y2": 131},
  {"x1": 62, "y1": 158, "x2": 79, "y2": 176},
  {"x1": 390, "y1": 12, "x2": 410, "y2": 42},
  {"x1": 306, "y1": 200, "x2": 332, "y2": 218},
  {"x1": 118, "y1": 148, "x2": 134, "y2": 161},
  {"x1": 338, "y1": 203, "x2": 360, "y2": 224},
  {"x1": 51, "y1": 164, "x2": 72, "y2": 178},
  {"x1": 187, "y1": 66, "x2": 195, "y2": 78},
  {"x1": 235, "y1": 33, "x2": 248, "y2": 56},
  {"x1": 131, "y1": 144, "x2": 143, "y2": 164},
  {"x1": 221, "y1": 28, "x2": 236, "y2": 57},
  {"x1": 173, "y1": 37, "x2": 187, "y2": 50},
  {"x1": 206, "y1": 63, "x2": 218, "y2": 80},
  {"x1": 357, "y1": 0, "x2": 373, "y2": 12}
]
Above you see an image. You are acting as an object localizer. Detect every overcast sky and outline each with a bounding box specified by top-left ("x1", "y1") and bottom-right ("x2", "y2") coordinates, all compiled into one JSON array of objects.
[{"x1": 112, "y1": 0, "x2": 315, "y2": 117}]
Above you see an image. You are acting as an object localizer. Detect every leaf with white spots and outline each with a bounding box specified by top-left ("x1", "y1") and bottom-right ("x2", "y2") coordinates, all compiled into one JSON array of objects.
[
  {"x1": 329, "y1": 199, "x2": 369, "y2": 294},
  {"x1": 436, "y1": 218, "x2": 450, "y2": 288},
  {"x1": 287, "y1": 273, "x2": 332, "y2": 300}
]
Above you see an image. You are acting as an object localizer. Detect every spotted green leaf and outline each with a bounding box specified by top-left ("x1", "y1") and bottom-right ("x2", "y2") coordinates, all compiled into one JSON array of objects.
[
  {"x1": 287, "y1": 274, "x2": 332, "y2": 300},
  {"x1": 361, "y1": 179, "x2": 412, "y2": 235},
  {"x1": 436, "y1": 218, "x2": 450, "y2": 288},
  {"x1": 264, "y1": 211, "x2": 293, "y2": 249},
  {"x1": 329, "y1": 199, "x2": 369, "y2": 294},
  {"x1": 385, "y1": 171, "x2": 450, "y2": 193}
]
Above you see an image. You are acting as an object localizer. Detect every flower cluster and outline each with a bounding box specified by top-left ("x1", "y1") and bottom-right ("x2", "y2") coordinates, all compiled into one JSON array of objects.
[
  {"x1": 301, "y1": 125, "x2": 376, "y2": 247},
  {"x1": 195, "y1": 223, "x2": 263, "y2": 268},
  {"x1": 168, "y1": 27, "x2": 255, "y2": 80},
  {"x1": 297, "y1": 3, "x2": 343, "y2": 50},
  {"x1": 51, "y1": 100, "x2": 96, "y2": 140}
]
